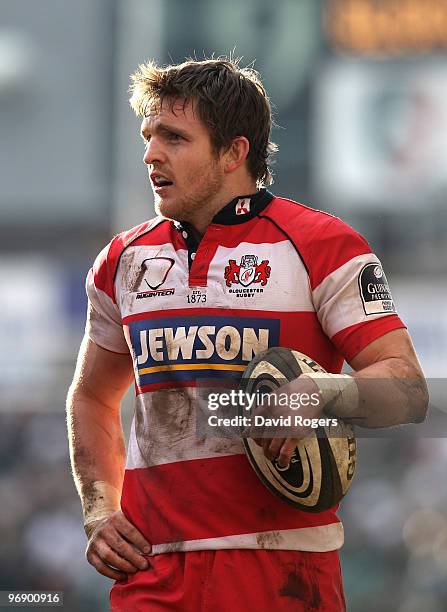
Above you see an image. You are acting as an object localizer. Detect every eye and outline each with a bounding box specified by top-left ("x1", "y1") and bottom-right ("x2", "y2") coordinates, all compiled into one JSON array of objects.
[{"x1": 167, "y1": 131, "x2": 183, "y2": 142}]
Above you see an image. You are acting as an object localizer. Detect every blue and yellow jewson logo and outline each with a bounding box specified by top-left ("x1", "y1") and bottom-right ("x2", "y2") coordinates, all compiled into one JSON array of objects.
[{"x1": 129, "y1": 315, "x2": 280, "y2": 385}]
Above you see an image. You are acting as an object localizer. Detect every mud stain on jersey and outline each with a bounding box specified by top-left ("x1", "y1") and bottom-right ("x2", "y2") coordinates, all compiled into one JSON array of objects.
[
  {"x1": 119, "y1": 249, "x2": 139, "y2": 292},
  {"x1": 135, "y1": 389, "x2": 195, "y2": 465},
  {"x1": 279, "y1": 562, "x2": 322, "y2": 609},
  {"x1": 119, "y1": 246, "x2": 164, "y2": 295},
  {"x1": 160, "y1": 541, "x2": 186, "y2": 553},
  {"x1": 130, "y1": 262, "x2": 147, "y2": 293},
  {"x1": 155, "y1": 389, "x2": 194, "y2": 437},
  {"x1": 256, "y1": 506, "x2": 278, "y2": 523},
  {"x1": 135, "y1": 388, "x2": 244, "y2": 466},
  {"x1": 211, "y1": 438, "x2": 242, "y2": 454},
  {"x1": 256, "y1": 530, "x2": 282, "y2": 548},
  {"x1": 118, "y1": 249, "x2": 140, "y2": 312}
]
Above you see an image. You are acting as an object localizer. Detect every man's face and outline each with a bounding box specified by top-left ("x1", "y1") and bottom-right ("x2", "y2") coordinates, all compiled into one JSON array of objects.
[{"x1": 140, "y1": 98, "x2": 226, "y2": 224}]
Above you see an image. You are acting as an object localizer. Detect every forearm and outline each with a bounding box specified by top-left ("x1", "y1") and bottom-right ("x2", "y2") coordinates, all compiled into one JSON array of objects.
[
  {"x1": 349, "y1": 357, "x2": 429, "y2": 427},
  {"x1": 67, "y1": 389, "x2": 126, "y2": 526},
  {"x1": 305, "y1": 357, "x2": 428, "y2": 429}
]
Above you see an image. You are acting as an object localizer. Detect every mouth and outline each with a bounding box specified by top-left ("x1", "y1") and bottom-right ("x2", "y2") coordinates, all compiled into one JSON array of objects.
[{"x1": 150, "y1": 173, "x2": 174, "y2": 192}]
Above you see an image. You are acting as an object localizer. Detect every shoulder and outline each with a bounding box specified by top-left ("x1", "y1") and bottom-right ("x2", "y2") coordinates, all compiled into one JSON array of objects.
[
  {"x1": 108, "y1": 216, "x2": 168, "y2": 260},
  {"x1": 89, "y1": 216, "x2": 169, "y2": 299},
  {"x1": 261, "y1": 195, "x2": 372, "y2": 287},
  {"x1": 261, "y1": 195, "x2": 362, "y2": 240},
  {"x1": 95, "y1": 216, "x2": 168, "y2": 270}
]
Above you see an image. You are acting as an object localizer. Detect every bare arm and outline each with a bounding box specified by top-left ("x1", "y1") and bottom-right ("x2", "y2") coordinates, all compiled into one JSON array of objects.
[
  {"x1": 67, "y1": 336, "x2": 132, "y2": 509},
  {"x1": 348, "y1": 328, "x2": 429, "y2": 427},
  {"x1": 257, "y1": 329, "x2": 429, "y2": 466},
  {"x1": 67, "y1": 336, "x2": 150, "y2": 580}
]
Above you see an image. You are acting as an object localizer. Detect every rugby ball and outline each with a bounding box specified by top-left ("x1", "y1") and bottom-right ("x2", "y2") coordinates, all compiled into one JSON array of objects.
[{"x1": 240, "y1": 347, "x2": 356, "y2": 512}]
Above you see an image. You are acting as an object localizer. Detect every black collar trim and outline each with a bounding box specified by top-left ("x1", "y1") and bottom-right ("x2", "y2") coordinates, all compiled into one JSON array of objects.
[
  {"x1": 212, "y1": 188, "x2": 274, "y2": 225},
  {"x1": 173, "y1": 188, "x2": 274, "y2": 233}
]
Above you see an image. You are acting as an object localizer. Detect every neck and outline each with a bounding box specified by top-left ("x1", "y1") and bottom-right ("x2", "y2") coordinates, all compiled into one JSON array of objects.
[{"x1": 189, "y1": 179, "x2": 258, "y2": 236}]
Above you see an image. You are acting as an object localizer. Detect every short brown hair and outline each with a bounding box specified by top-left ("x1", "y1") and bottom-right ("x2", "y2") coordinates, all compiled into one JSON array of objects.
[{"x1": 129, "y1": 57, "x2": 277, "y2": 187}]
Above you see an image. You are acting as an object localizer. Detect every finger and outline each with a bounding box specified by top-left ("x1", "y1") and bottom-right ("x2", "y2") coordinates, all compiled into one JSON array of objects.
[
  {"x1": 104, "y1": 529, "x2": 149, "y2": 570},
  {"x1": 87, "y1": 550, "x2": 128, "y2": 582},
  {"x1": 115, "y1": 515, "x2": 152, "y2": 554},
  {"x1": 265, "y1": 438, "x2": 284, "y2": 461},
  {"x1": 262, "y1": 438, "x2": 273, "y2": 454},
  {"x1": 94, "y1": 539, "x2": 142, "y2": 574},
  {"x1": 250, "y1": 417, "x2": 269, "y2": 441},
  {"x1": 277, "y1": 439, "x2": 299, "y2": 469}
]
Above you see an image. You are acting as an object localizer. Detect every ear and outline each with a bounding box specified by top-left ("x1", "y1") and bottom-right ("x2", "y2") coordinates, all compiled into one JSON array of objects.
[{"x1": 224, "y1": 136, "x2": 250, "y2": 174}]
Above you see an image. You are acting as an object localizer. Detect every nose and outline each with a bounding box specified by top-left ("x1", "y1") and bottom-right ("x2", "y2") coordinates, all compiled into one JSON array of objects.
[{"x1": 143, "y1": 136, "x2": 165, "y2": 166}]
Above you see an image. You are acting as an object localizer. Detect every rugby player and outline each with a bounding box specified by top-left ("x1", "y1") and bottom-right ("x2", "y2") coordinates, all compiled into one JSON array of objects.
[{"x1": 67, "y1": 57, "x2": 428, "y2": 611}]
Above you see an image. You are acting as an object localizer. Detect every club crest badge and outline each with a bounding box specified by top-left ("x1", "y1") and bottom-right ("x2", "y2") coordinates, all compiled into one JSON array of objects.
[{"x1": 224, "y1": 255, "x2": 271, "y2": 287}]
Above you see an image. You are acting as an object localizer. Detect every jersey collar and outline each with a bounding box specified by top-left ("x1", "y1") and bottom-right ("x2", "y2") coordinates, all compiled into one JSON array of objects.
[
  {"x1": 173, "y1": 189, "x2": 274, "y2": 234},
  {"x1": 212, "y1": 188, "x2": 274, "y2": 225}
]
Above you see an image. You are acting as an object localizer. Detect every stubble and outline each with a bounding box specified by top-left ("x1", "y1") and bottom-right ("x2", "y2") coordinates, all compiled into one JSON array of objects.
[{"x1": 154, "y1": 160, "x2": 225, "y2": 225}]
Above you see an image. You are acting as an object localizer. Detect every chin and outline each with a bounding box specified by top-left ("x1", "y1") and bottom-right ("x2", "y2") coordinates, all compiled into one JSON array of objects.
[{"x1": 155, "y1": 197, "x2": 184, "y2": 222}]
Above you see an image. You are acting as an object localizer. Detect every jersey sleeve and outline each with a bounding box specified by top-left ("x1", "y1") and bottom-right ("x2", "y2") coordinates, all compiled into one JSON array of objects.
[
  {"x1": 309, "y1": 216, "x2": 406, "y2": 362},
  {"x1": 85, "y1": 242, "x2": 129, "y2": 354}
]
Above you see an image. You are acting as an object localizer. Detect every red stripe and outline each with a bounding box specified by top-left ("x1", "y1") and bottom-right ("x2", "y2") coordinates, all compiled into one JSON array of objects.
[
  {"x1": 188, "y1": 230, "x2": 220, "y2": 286},
  {"x1": 278, "y1": 312, "x2": 344, "y2": 373},
  {"x1": 130, "y1": 222, "x2": 186, "y2": 251},
  {"x1": 331, "y1": 314, "x2": 406, "y2": 362},
  {"x1": 136, "y1": 378, "x2": 251, "y2": 395},
  {"x1": 122, "y1": 307, "x2": 312, "y2": 324},
  {"x1": 308, "y1": 218, "x2": 371, "y2": 289},
  {"x1": 92, "y1": 246, "x2": 115, "y2": 302},
  {"x1": 205, "y1": 218, "x2": 287, "y2": 247},
  {"x1": 136, "y1": 380, "x2": 198, "y2": 394},
  {"x1": 121, "y1": 455, "x2": 339, "y2": 546}
]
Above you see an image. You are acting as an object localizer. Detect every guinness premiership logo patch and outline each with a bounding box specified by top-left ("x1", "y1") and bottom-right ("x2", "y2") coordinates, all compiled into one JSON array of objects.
[{"x1": 359, "y1": 263, "x2": 395, "y2": 315}]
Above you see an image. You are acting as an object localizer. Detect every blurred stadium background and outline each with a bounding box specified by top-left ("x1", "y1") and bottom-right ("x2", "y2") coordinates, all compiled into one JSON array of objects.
[{"x1": 1, "y1": 1, "x2": 446, "y2": 610}]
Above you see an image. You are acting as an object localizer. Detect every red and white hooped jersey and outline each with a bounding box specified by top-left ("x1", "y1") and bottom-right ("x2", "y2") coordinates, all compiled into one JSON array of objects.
[{"x1": 86, "y1": 189, "x2": 405, "y2": 554}]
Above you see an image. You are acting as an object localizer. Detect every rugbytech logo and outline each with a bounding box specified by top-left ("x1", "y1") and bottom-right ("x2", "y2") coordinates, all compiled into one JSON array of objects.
[
  {"x1": 135, "y1": 257, "x2": 175, "y2": 300},
  {"x1": 129, "y1": 315, "x2": 280, "y2": 385}
]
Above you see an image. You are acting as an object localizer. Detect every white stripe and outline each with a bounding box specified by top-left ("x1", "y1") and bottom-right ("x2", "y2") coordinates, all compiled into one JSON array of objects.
[
  {"x1": 312, "y1": 253, "x2": 395, "y2": 339},
  {"x1": 211, "y1": 241, "x2": 314, "y2": 312},
  {"x1": 151, "y1": 523, "x2": 344, "y2": 555},
  {"x1": 115, "y1": 245, "x2": 190, "y2": 317},
  {"x1": 115, "y1": 240, "x2": 315, "y2": 314}
]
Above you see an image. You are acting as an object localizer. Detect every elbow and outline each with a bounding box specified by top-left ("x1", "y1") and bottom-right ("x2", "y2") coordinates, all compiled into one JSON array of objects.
[
  {"x1": 411, "y1": 406, "x2": 428, "y2": 424},
  {"x1": 410, "y1": 378, "x2": 429, "y2": 424}
]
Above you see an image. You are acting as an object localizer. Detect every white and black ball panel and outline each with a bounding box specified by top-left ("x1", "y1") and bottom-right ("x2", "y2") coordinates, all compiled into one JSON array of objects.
[
  {"x1": 246, "y1": 437, "x2": 322, "y2": 508},
  {"x1": 326, "y1": 422, "x2": 357, "y2": 496},
  {"x1": 241, "y1": 347, "x2": 357, "y2": 512}
]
